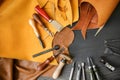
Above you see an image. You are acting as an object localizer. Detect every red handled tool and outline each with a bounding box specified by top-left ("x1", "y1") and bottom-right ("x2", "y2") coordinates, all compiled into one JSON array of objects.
[
  {"x1": 37, "y1": 48, "x2": 64, "y2": 71},
  {"x1": 35, "y1": 5, "x2": 64, "y2": 32}
]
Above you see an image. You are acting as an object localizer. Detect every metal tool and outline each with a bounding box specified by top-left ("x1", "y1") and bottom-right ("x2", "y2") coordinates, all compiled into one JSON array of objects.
[
  {"x1": 29, "y1": 19, "x2": 45, "y2": 48},
  {"x1": 100, "y1": 56, "x2": 115, "y2": 71},
  {"x1": 90, "y1": 57, "x2": 101, "y2": 80},
  {"x1": 76, "y1": 64, "x2": 81, "y2": 80},
  {"x1": 94, "y1": 25, "x2": 104, "y2": 36},
  {"x1": 32, "y1": 45, "x2": 60, "y2": 58},
  {"x1": 69, "y1": 61, "x2": 75, "y2": 80},
  {"x1": 32, "y1": 13, "x2": 53, "y2": 37},
  {"x1": 87, "y1": 57, "x2": 95, "y2": 80},
  {"x1": 81, "y1": 62, "x2": 86, "y2": 80},
  {"x1": 60, "y1": 54, "x2": 72, "y2": 63},
  {"x1": 104, "y1": 39, "x2": 120, "y2": 56},
  {"x1": 37, "y1": 48, "x2": 64, "y2": 71},
  {"x1": 106, "y1": 45, "x2": 120, "y2": 55},
  {"x1": 104, "y1": 39, "x2": 120, "y2": 43},
  {"x1": 52, "y1": 54, "x2": 72, "y2": 79},
  {"x1": 35, "y1": 5, "x2": 64, "y2": 32}
]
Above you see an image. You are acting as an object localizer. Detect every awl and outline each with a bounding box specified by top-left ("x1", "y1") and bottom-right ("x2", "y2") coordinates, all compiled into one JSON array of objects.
[
  {"x1": 76, "y1": 64, "x2": 81, "y2": 80},
  {"x1": 81, "y1": 62, "x2": 86, "y2": 80},
  {"x1": 69, "y1": 61, "x2": 75, "y2": 80},
  {"x1": 87, "y1": 57, "x2": 95, "y2": 80},
  {"x1": 29, "y1": 19, "x2": 45, "y2": 48},
  {"x1": 35, "y1": 5, "x2": 64, "y2": 32},
  {"x1": 90, "y1": 57, "x2": 101, "y2": 80}
]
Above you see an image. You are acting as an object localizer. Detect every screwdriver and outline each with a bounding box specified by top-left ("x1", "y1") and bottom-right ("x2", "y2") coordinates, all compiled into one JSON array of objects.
[
  {"x1": 32, "y1": 45, "x2": 60, "y2": 57},
  {"x1": 89, "y1": 57, "x2": 101, "y2": 80},
  {"x1": 81, "y1": 62, "x2": 86, "y2": 80},
  {"x1": 87, "y1": 57, "x2": 95, "y2": 80},
  {"x1": 76, "y1": 64, "x2": 81, "y2": 80},
  {"x1": 32, "y1": 13, "x2": 53, "y2": 37},
  {"x1": 29, "y1": 19, "x2": 45, "y2": 48},
  {"x1": 69, "y1": 61, "x2": 75, "y2": 80}
]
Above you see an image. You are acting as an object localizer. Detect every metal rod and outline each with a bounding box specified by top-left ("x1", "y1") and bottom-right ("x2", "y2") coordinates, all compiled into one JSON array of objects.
[
  {"x1": 90, "y1": 57, "x2": 101, "y2": 80},
  {"x1": 76, "y1": 64, "x2": 81, "y2": 80},
  {"x1": 32, "y1": 45, "x2": 60, "y2": 58},
  {"x1": 81, "y1": 62, "x2": 86, "y2": 80},
  {"x1": 87, "y1": 57, "x2": 95, "y2": 80},
  {"x1": 69, "y1": 61, "x2": 75, "y2": 80}
]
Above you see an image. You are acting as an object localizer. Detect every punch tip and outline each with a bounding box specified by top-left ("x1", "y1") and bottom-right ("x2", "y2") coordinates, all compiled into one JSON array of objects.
[
  {"x1": 72, "y1": 61, "x2": 75, "y2": 67},
  {"x1": 78, "y1": 64, "x2": 81, "y2": 67},
  {"x1": 81, "y1": 62, "x2": 85, "y2": 67}
]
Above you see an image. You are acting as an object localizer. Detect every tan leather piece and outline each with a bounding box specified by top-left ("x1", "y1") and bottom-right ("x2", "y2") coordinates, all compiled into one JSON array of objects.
[
  {"x1": 14, "y1": 60, "x2": 57, "y2": 80},
  {"x1": 81, "y1": 3, "x2": 96, "y2": 39},
  {"x1": 0, "y1": 58, "x2": 13, "y2": 80},
  {"x1": 81, "y1": 0, "x2": 119, "y2": 27},
  {"x1": 0, "y1": 58, "x2": 57, "y2": 80},
  {"x1": 72, "y1": 3, "x2": 96, "y2": 39},
  {"x1": 72, "y1": 0, "x2": 119, "y2": 39}
]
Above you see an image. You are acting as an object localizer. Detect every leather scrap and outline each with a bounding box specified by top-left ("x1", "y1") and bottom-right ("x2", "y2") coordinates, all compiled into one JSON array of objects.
[
  {"x1": 0, "y1": 57, "x2": 57, "y2": 80},
  {"x1": 80, "y1": 3, "x2": 96, "y2": 39},
  {"x1": 72, "y1": 0, "x2": 119, "y2": 39}
]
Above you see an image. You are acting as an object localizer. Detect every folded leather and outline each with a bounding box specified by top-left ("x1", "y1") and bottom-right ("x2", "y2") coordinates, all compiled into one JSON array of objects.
[
  {"x1": 0, "y1": 58, "x2": 13, "y2": 80},
  {"x1": 0, "y1": 0, "x2": 78, "y2": 65},
  {"x1": 0, "y1": 57, "x2": 57, "y2": 80},
  {"x1": 72, "y1": 0, "x2": 119, "y2": 39}
]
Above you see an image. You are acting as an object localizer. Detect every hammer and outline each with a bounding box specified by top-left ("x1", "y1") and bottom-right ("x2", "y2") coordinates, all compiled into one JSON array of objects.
[{"x1": 52, "y1": 53, "x2": 72, "y2": 79}]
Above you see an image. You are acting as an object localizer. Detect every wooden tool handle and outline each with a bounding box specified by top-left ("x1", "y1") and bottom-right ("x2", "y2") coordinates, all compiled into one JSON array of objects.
[
  {"x1": 35, "y1": 5, "x2": 51, "y2": 22},
  {"x1": 37, "y1": 56, "x2": 54, "y2": 71},
  {"x1": 52, "y1": 59, "x2": 66, "y2": 79},
  {"x1": 29, "y1": 19, "x2": 39, "y2": 37},
  {"x1": 32, "y1": 13, "x2": 46, "y2": 28}
]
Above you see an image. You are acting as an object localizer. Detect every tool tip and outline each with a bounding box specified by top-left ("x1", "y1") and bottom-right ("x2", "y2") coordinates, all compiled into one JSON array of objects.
[
  {"x1": 78, "y1": 64, "x2": 81, "y2": 67},
  {"x1": 87, "y1": 57, "x2": 89, "y2": 60},
  {"x1": 87, "y1": 57, "x2": 90, "y2": 62},
  {"x1": 72, "y1": 61, "x2": 75, "y2": 67},
  {"x1": 32, "y1": 53, "x2": 39, "y2": 58},
  {"x1": 81, "y1": 62, "x2": 85, "y2": 66}
]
